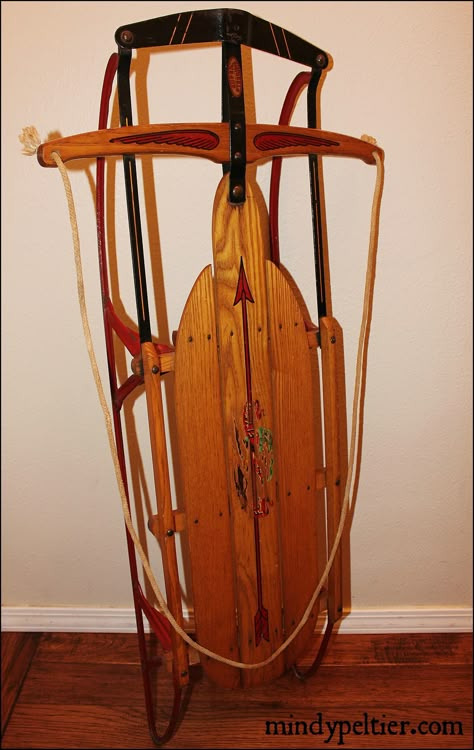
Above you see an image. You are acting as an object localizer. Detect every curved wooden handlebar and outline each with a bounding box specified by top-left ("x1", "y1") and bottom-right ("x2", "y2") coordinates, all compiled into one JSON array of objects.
[{"x1": 37, "y1": 123, "x2": 383, "y2": 168}]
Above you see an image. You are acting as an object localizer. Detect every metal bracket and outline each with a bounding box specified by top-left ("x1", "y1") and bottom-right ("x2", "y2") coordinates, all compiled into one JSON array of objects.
[
  {"x1": 222, "y1": 42, "x2": 246, "y2": 204},
  {"x1": 115, "y1": 8, "x2": 329, "y2": 69}
]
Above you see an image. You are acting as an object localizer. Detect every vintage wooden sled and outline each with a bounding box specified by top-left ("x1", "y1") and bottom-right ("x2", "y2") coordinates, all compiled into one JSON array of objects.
[{"x1": 32, "y1": 7, "x2": 384, "y2": 745}]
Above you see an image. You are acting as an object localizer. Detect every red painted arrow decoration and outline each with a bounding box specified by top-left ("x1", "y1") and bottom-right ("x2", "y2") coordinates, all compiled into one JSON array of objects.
[{"x1": 233, "y1": 258, "x2": 270, "y2": 647}]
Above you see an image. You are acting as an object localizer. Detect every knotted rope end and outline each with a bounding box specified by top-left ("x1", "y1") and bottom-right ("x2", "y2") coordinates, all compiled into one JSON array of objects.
[{"x1": 19, "y1": 126, "x2": 42, "y2": 155}]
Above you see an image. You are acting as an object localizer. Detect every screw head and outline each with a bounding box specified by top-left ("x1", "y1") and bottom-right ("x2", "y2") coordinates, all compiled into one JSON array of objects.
[{"x1": 120, "y1": 29, "x2": 134, "y2": 45}]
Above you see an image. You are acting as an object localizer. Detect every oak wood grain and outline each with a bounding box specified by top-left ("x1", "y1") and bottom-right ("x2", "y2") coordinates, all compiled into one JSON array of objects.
[
  {"x1": 174, "y1": 266, "x2": 240, "y2": 689},
  {"x1": 142, "y1": 341, "x2": 189, "y2": 688},
  {"x1": 265, "y1": 259, "x2": 325, "y2": 668},
  {"x1": 37, "y1": 123, "x2": 383, "y2": 168},
  {"x1": 211, "y1": 174, "x2": 284, "y2": 687},
  {"x1": 320, "y1": 317, "x2": 348, "y2": 624}
]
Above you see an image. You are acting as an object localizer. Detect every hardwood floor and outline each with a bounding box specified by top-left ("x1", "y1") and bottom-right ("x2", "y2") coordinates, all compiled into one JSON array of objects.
[{"x1": 1, "y1": 631, "x2": 472, "y2": 748}]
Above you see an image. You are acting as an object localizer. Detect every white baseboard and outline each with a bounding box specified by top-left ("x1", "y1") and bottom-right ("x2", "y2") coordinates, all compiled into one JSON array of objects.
[{"x1": 1, "y1": 606, "x2": 472, "y2": 634}]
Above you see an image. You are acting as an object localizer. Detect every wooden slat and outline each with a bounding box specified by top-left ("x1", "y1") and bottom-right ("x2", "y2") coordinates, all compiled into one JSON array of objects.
[
  {"x1": 174, "y1": 266, "x2": 239, "y2": 688},
  {"x1": 141, "y1": 341, "x2": 189, "y2": 687},
  {"x1": 320, "y1": 317, "x2": 348, "y2": 623},
  {"x1": 211, "y1": 174, "x2": 284, "y2": 687},
  {"x1": 275, "y1": 266, "x2": 329, "y2": 598},
  {"x1": 265, "y1": 260, "x2": 325, "y2": 668}
]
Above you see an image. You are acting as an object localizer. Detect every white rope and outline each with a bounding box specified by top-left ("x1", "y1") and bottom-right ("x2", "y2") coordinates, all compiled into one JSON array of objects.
[{"x1": 21, "y1": 126, "x2": 384, "y2": 669}]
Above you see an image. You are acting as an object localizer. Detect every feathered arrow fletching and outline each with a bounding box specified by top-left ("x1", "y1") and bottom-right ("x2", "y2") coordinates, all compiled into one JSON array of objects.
[
  {"x1": 110, "y1": 129, "x2": 220, "y2": 150},
  {"x1": 254, "y1": 131, "x2": 340, "y2": 151}
]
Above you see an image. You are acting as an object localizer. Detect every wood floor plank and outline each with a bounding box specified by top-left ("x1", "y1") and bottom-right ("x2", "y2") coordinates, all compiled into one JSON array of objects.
[
  {"x1": 17, "y1": 661, "x2": 154, "y2": 707},
  {"x1": 33, "y1": 632, "x2": 143, "y2": 664},
  {"x1": 1, "y1": 632, "x2": 41, "y2": 735},
  {"x1": 31, "y1": 631, "x2": 474, "y2": 666},
  {"x1": 300, "y1": 631, "x2": 473, "y2": 666},
  {"x1": 16, "y1": 658, "x2": 473, "y2": 709},
  {"x1": 1, "y1": 705, "x2": 154, "y2": 749}
]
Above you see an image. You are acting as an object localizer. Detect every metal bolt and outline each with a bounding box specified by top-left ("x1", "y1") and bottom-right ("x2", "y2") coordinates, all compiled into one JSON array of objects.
[
  {"x1": 316, "y1": 53, "x2": 327, "y2": 68},
  {"x1": 152, "y1": 365, "x2": 159, "y2": 374},
  {"x1": 330, "y1": 335, "x2": 336, "y2": 344},
  {"x1": 120, "y1": 30, "x2": 134, "y2": 45},
  {"x1": 231, "y1": 184, "x2": 244, "y2": 201},
  {"x1": 166, "y1": 528, "x2": 174, "y2": 537}
]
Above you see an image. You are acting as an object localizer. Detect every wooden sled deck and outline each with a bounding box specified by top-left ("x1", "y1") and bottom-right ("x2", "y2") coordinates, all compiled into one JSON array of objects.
[{"x1": 174, "y1": 174, "x2": 327, "y2": 688}]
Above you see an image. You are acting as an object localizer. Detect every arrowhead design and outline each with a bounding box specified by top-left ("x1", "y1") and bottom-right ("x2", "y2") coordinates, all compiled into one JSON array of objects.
[{"x1": 233, "y1": 257, "x2": 255, "y2": 306}]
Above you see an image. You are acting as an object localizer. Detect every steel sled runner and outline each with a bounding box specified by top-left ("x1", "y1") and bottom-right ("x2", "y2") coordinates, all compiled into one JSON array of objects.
[{"x1": 35, "y1": 7, "x2": 384, "y2": 745}]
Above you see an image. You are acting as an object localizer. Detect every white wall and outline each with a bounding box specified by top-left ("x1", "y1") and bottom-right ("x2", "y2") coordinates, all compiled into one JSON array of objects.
[{"x1": 2, "y1": 1, "x2": 472, "y2": 619}]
